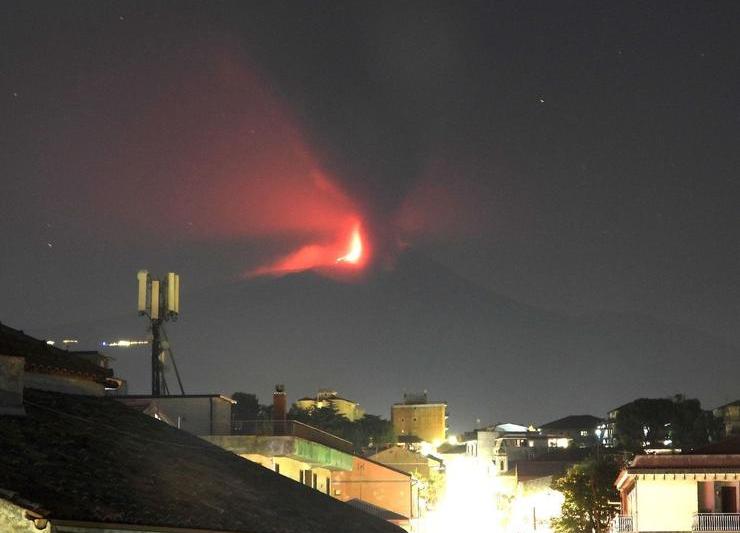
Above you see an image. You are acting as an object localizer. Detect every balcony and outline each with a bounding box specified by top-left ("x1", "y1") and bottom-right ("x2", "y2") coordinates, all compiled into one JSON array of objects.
[
  {"x1": 610, "y1": 515, "x2": 634, "y2": 533},
  {"x1": 693, "y1": 514, "x2": 740, "y2": 531},
  {"x1": 231, "y1": 419, "x2": 355, "y2": 453}
]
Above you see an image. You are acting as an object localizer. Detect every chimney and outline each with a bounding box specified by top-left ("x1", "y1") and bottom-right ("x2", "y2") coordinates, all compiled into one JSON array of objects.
[
  {"x1": 0, "y1": 355, "x2": 26, "y2": 416},
  {"x1": 273, "y1": 384, "x2": 287, "y2": 436},
  {"x1": 273, "y1": 384, "x2": 287, "y2": 421}
]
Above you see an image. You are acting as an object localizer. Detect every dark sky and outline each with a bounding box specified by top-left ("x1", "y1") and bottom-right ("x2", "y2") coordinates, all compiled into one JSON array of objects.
[{"x1": 2, "y1": 1, "x2": 739, "y2": 428}]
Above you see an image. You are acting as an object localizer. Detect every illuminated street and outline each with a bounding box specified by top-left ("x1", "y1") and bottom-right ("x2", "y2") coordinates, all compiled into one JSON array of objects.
[{"x1": 419, "y1": 457, "x2": 502, "y2": 533}]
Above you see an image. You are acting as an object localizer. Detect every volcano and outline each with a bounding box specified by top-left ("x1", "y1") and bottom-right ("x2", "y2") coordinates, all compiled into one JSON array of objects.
[{"x1": 32, "y1": 250, "x2": 740, "y2": 430}]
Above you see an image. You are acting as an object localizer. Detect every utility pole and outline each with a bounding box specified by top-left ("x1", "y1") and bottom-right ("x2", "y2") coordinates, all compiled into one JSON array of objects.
[
  {"x1": 151, "y1": 319, "x2": 162, "y2": 395},
  {"x1": 137, "y1": 270, "x2": 183, "y2": 396}
]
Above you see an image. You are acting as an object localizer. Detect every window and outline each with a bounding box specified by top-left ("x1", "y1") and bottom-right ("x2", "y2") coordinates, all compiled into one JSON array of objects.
[
  {"x1": 326, "y1": 477, "x2": 331, "y2": 495},
  {"x1": 580, "y1": 430, "x2": 589, "y2": 437},
  {"x1": 275, "y1": 463, "x2": 280, "y2": 474},
  {"x1": 312, "y1": 473, "x2": 318, "y2": 489}
]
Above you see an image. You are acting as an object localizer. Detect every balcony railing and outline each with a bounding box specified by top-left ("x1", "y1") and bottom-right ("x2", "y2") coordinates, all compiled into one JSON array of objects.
[
  {"x1": 230, "y1": 419, "x2": 354, "y2": 453},
  {"x1": 693, "y1": 514, "x2": 740, "y2": 531},
  {"x1": 611, "y1": 515, "x2": 634, "y2": 532}
]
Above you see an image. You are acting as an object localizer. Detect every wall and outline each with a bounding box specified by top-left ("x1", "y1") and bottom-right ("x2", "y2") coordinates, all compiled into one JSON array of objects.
[
  {"x1": 369, "y1": 447, "x2": 438, "y2": 479},
  {"x1": 206, "y1": 434, "x2": 354, "y2": 472},
  {"x1": 391, "y1": 404, "x2": 446, "y2": 444},
  {"x1": 332, "y1": 456, "x2": 411, "y2": 521},
  {"x1": 332, "y1": 399, "x2": 364, "y2": 422},
  {"x1": 118, "y1": 396, "x2": 232, "y2": 435},
  {"x1": 296, "y1": 397, "x2": 365, "y2": 421},
  {"x1": 635, "y1": 478, "x2": 696, "y2": 532},
  {"x1": 0, "y1": 498, "x2": 49, "y2": 533},
  {"x1": 24, "y1": 372, "x2": 103, "y2": 396},
  {"x1": 698, "y1": 481, "x2": 714, "y2": 513},
  {"x1": 0, "y1": 355, "x2": 25, "y2": 415}
]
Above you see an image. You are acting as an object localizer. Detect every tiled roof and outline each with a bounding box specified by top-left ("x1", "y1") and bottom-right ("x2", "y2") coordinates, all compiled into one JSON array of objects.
[
  {"x1": 714, "y1": 400, "x2": 740, "y2": 410},
  {"x1": 629, "y1": 452, "x2": 740, "y2": 470},
  {"x1": 0, "y1": 322, "x2": 111, "y2": 382},
  {"x1": 0, "y1": 389, "x2": 403, "y2": 533},
  {"x1": 540, "y1": 415, "x2": 603, "y2": 430}
]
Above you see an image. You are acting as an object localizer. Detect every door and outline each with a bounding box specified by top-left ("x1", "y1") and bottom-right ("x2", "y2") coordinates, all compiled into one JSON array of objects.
[{"x1": 721, "y1": 486, "x2": 738, "y2": 513}]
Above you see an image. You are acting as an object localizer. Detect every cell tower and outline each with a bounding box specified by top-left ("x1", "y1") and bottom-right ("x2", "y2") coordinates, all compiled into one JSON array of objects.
[{"x1": 137, "y1": 270, "x2": 184, "y2": 396}]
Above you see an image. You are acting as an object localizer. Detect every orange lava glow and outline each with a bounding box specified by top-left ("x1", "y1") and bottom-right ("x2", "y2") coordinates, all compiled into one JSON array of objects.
[
  {"x1": 248, "y1": 221, "x2": 368, "y2": 277},
  {"x1": 336, "y1": 224, "x2": 363, "y2": 264}
]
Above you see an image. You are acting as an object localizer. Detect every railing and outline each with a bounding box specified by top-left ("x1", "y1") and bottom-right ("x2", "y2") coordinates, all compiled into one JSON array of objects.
[
  {"x1": 610, "y1": 516, "x2": 634, "y2": 532},
  {"x1": 693, "y1": 513, "x2": 740, "y2": 531},
  {"x1": 230, "y1": 419, "x2": 354, "y2": 453}
]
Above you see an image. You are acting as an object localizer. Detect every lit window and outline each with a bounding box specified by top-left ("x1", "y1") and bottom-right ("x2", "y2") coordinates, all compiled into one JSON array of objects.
[{"x1": 580, "y1": 430, "x2": 589, "y2": 437}]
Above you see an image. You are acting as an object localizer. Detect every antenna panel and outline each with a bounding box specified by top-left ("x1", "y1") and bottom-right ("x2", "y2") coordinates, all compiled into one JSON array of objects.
[
  {"x1": 137, "y1": 270, "x2": 149, "y2": 313},
  {"x1": 151, "y1": 280, "x2": 160, "y2": 320}
]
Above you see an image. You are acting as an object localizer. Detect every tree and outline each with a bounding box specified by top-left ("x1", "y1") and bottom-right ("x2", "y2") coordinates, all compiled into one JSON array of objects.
[
  {"x1": 288, "y1": 405, "x2": 394, "y2": 451},
  {"x1": 614, "y1": 395, "x2": 723, "y2": 452},
  {"x1": 415, "y1": 469, "x2": 444, "y2": 508},
  {"x1": 232, "y1": 392, "x2": 271, "y2": 421},
  {"x1": 670, "y1": 396, "x2": 724, "y2": 450},
  {"x1": 552, "y1": 455, "x2": 621, "y2": 533}
]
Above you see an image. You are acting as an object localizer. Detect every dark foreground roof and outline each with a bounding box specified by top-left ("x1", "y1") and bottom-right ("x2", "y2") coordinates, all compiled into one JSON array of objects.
[
  {"x1": 540, "y1": 415, "x2": 604, "y2": 430},
  {"x1": 687, "y1": 437, "x2": 740, "y2": 455},
  {"x1": 0, "y1": 322, "x2": 110, "y2": 381},
  {"x1": 346, "y1": 499, "x2": 408, "y2": 522},
  {"x1": 0, "y1": 389, "x2": 402, "y2": 533}
]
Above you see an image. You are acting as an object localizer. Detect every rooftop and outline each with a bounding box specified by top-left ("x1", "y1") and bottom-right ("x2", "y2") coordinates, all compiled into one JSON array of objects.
[
  {"x1": 714, "y1": 400, "x2": 740, "y2": 410},
  {"x1": 118, "y1": 393, "x2": 236, "y2": 403},
  {"x1": 0, "y1": 388, "x2": 402, "y2": 533},
  {"x1": 540, "y1": 415, "x2": 604, "y2": 430},
  {"x1": 0, "y1": 322, "x2": 111, "y2": 382},
  {"x1": 687, "y1": 437, "x2": 740, "y2": 455}
]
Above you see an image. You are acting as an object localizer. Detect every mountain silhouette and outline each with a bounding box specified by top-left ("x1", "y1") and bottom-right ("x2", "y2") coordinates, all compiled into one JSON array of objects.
[{"x1": 33, "y1": 250, "x2": 739, "y2": 430}]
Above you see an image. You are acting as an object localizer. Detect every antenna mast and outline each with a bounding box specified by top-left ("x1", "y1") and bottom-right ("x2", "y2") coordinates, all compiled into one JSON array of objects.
[{"x1": 137, "y1": 270, "x2": 183, "y2": 396}]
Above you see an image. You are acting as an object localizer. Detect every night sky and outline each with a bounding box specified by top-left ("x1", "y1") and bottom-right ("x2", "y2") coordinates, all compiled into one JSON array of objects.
[{"x1": 2, "y1": 1, "x2": 739, "y2": 430}]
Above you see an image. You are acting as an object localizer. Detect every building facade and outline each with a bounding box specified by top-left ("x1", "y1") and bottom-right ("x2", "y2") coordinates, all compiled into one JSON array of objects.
[
  {"x1": 714, "y1": 401, "x2": 740, "y2": 437},
  {"x1": 391, "y1": 392, "x2": 447, "y2": 445},
  {"x1": 615, "y1": 443, "x2": 740, "y2": 532},
  {"x1": 295, "y1": 389, "x2": 365, "y2": 421},
  {"x1": 116, "y1": 394, "x2": 235, "y2": 435}
]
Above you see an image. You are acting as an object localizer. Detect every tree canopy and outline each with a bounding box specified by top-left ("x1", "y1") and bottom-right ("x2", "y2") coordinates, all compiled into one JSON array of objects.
[
  {"x1": 552, "y1": 455, "x2": 621, "y2": 533},
  {"x1": 231, "y1": 392, "x2": 272, "y2": 421},
  {"x1": 288, "y1": 405, "x2": 395, "y2": 451},
  {"x1": 614, "y1": 395, "x2": 723, "y2": 452}
]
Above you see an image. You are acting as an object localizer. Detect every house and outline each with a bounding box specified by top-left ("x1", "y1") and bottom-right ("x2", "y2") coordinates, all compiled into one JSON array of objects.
[
  {"x1": 714, "y1": 401, "x2": 740, "y2": 437},
  {"x1": 464, "y1": 423, "x2": 572, "y2": 474},
  {"x1": 368, "y1": 446, "x2": 444, "y2": 480},
  {"x1": 614, "y1": 438, "x2": 740, "y2": 532},
  {"x1": 296, "y1": 389, "x2": 365, "y2": 421},
  {"x1": 391, "y1": 392, "x2": 447, "y2": 446},
  {"x1": 116, "y1": 393, "x2": 235, "y2": 435},
  {"x1": 204, "y1": 386, "x2": 415, "y2": 529},
  {"x1": 539, "y1": 414, "x2": 605, "y2": 448},
  {"x1": 0, "y1": 322, "x2": 124, "y2": 396}
]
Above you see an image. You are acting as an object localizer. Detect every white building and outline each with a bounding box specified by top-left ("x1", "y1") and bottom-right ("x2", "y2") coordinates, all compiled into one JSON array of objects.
[{"x1": 615, "y1": 439, "x2": 740, "y2": 532}]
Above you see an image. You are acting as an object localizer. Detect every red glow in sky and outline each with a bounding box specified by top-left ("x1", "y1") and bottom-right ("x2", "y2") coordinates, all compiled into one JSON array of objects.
[
  {"x1": 44, "y1": 43, "x2": 372, "y2": 279},
  {"x1": 249, "y1": 221, "x2": 368, "y2": 277}
]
